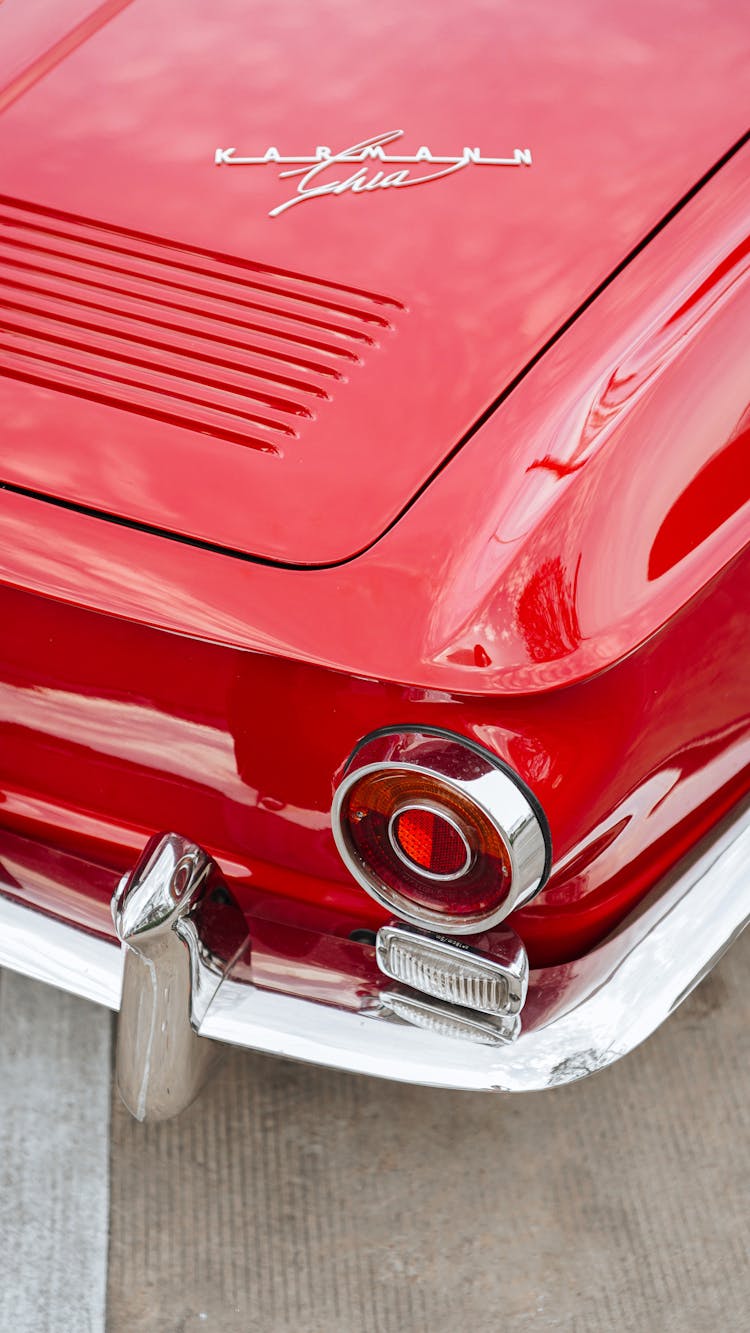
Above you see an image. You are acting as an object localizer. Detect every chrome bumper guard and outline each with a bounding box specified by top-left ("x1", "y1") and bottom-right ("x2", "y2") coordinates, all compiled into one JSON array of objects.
[{"x1": 1, "y1": 801, "x2": 748, "y2": 1120}]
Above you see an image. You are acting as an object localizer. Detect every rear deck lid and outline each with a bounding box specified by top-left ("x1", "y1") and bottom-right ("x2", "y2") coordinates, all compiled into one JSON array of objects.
[{"x1": 0, "y1": 0, "x2": 747, "y2": 564}]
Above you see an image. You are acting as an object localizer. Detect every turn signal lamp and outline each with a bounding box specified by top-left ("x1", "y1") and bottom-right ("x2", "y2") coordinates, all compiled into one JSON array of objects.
[{"x1": 332, "y1": 728, "x2": 551, "y2": 935}]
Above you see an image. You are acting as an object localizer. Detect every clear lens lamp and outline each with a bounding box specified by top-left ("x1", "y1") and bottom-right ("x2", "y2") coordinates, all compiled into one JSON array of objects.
[{"x1": 376, "y1": 921, "x2": 528, "y2": 1017}]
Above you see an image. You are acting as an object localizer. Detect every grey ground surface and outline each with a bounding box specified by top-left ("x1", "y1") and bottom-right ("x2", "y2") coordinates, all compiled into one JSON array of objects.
[
  {"x1": 107, "y1": 928, "x2": 750, "y2": 1333},
  {"x1": 1, "y1": 933, "x2": 748, "y2": 1332},
  {"x1": 0, "y1": 971, "x2": 111, "y2": 1333}
]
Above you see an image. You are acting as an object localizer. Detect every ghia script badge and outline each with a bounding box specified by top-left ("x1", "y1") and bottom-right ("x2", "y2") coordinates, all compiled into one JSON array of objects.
[{"x1": 214, "y1": 129, "x2": 532, "y2": 217}]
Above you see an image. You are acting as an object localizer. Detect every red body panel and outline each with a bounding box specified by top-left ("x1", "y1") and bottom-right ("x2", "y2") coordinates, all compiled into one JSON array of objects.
[
  {"x1": 1, "y1": 534, "x2": 748, "y2": 968},
  {"x1": 0, "y1": 0, "x2": 748, "y2": 563},
  {"x1": 0, "y1": 1, "x2": 749, "y2": 971},
  {"x1": 2, "y1": 150, "x2": 748, "y2": 695}
]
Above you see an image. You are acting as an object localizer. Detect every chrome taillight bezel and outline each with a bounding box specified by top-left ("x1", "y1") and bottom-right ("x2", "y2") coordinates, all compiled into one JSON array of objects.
[{"x1": 331, "y1": 727, "x2": 551, "y2": 935}]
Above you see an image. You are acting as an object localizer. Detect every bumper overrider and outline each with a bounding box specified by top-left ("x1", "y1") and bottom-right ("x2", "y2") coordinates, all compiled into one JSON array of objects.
[{"x1": 0, "y1": 796, "x2": 748, "y2": 1120}]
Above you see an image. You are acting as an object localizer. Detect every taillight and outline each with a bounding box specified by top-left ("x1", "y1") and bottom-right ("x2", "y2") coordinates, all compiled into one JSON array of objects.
[{"x1": 332, "y1": 728, "x2": 551, "y2": 934}]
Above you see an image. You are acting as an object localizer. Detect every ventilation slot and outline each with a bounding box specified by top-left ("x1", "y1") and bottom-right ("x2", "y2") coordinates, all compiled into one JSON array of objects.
[{"x1": 0, "y1": 196, "x2": 403, "y2": 454}]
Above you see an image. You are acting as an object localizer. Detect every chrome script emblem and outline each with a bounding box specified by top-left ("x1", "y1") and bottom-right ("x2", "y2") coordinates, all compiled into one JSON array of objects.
[{"x1": 214, "y1": 129, "x2": 532, "y2": 217}]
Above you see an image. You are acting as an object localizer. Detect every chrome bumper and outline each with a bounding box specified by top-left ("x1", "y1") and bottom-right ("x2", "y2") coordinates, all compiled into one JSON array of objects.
[{"x1": 1, "y1": 800, "x2": 748, "y2": 1117}]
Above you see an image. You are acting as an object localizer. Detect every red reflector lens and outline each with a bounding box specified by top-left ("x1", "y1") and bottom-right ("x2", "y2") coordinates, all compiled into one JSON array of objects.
[{"x1": 393, "y1": 808, "x2": 469, "y2": 876}]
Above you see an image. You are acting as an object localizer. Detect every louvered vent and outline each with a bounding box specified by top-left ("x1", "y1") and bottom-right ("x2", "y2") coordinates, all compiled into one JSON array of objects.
[{"x1": 0, "y1": 196, "x2": 403, "y2": 454}]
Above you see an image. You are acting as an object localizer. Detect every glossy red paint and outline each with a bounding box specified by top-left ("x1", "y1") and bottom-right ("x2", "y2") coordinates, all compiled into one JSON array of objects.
[
  {"x1": 1, "y1": 148, "x2": 748, "y2": 697},
  {"x1": 0, "y1": 824, "x2": 382, "y2": 1009},
  {"x1": 0, "y1": 3, "x2": 749, "y2": 974},
  {"x1": 0, "y1": 0, "x2": 748, "y2": 563},
  {"x1": 1, "y1": 525, "x2": 748, "y2": 967}
]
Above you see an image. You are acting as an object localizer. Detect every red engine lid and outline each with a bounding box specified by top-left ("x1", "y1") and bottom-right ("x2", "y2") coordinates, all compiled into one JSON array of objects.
[{"x1": 0, "y1": 0, "x2": 747, "y2": 564}]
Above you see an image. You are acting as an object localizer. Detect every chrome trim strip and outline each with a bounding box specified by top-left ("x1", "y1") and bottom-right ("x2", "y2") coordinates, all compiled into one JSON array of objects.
[
  {"x1": 1, "y1": 799, "x2": 748, "y2": 1094},
  {"x1": 0, "y1": 894, "x2": 122, "y2": 1011}
]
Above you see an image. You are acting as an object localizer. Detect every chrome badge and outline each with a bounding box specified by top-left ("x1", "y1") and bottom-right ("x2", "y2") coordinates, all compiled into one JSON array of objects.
[{"x1": 214, "y1": 129, "x2": 532, "y2": 217}]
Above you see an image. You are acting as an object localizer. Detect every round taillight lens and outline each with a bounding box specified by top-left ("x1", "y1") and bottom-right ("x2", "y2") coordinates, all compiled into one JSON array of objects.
[
  {"x1": 332, "y1": 729, "x2": 550, "y2": 935},
  {"x1": 342, "y1": 770, "x2": 512, "y2": 919}
]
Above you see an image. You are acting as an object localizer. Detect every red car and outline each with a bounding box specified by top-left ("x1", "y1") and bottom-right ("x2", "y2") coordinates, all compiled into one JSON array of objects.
[{"x1": 1, "y1": 0, "x2": 748, "y2": 1119}]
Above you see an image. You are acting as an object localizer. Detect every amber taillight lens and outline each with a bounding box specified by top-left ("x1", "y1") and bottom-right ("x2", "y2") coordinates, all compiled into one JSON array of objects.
[{"x1": 332, "y1": 729, "x2": 551, "y2": 935}]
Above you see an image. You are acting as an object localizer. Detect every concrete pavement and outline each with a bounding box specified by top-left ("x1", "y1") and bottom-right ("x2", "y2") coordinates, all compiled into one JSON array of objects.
[{"x1": 1, "y1": 929, "x2": 748, "y2": 1331}]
